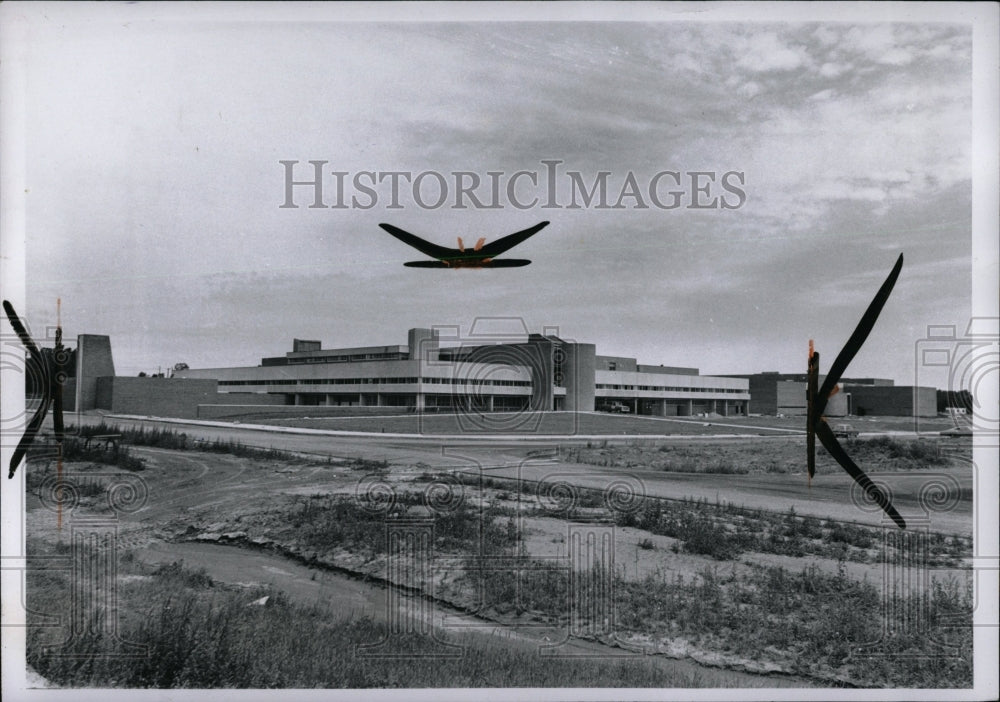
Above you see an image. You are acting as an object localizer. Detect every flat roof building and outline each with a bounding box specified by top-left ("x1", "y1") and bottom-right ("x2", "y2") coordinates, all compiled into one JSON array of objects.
[
  {"x1": 175, "y1": 327, "x2": 750, "y2": 417},
  {"x1": 721, "y1": 372, "x2": 936, "y2": 417}
]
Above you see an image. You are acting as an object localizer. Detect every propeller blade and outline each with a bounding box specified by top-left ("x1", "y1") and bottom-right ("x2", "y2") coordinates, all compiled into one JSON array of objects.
[
  {"x1": 815, "y1": 421, "x2": 906, "y2": 528},
  {"x1": 52, "y1": 301, "x2": 65, "y2": 442},
  {"x1": 378, "y1": 224, "x2": 455, "y2": 260},
  {"x1": 815, "y1": 254, "x2": 903, "y2": 418},
  {"x1": 3, "y1": 300, "x2": 41, "y2": 356},
  {"x1": 807, "y1": 342, "x2": 818, "y2": 479},
  {"x1": 477, "y1": 221, "x2": 549, "y2": 258},
  {"x1": 3, "y1": 300, "x2": 66, "y2": 477},
  {"x1": 51, "y1": 352, "x2": 65, "y2": 444},
  {"x1": 9, "y1": 397, "x2": 50, "y2": 479}
]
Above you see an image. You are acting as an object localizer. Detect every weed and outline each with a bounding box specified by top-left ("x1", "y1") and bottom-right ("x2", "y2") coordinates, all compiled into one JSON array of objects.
[
  {"x1": 615, "y1": 562, "x2": 972, "y2": 687},
  {"x1": 562, "y1": 436, "x2": 956, "y2": 475},
  {"x1": 280, "y1": 493, "x2": 520, "y2": 559},
  {"x1": 28, "y1": 557, "x2": 695, "y2": 688},
  {"x1": 66, "y1": 423, "x2": 304, "y2": 464},
  {"x1": 346, "y1": 457, "x2": 391, "y2": 472}
]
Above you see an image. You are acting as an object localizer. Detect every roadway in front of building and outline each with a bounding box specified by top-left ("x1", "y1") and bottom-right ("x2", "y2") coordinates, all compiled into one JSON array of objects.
[{"x1": 63, "y1": 413, "x2": 973, "y2": 536}]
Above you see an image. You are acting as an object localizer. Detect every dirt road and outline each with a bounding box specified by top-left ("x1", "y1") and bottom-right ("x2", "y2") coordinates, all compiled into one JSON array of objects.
[{"x1": 73, "y1": 415, "x2": 972, "y2": 535}]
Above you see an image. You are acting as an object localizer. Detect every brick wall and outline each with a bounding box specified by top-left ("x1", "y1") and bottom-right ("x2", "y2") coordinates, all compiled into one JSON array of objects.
[
  {"x1": 96, "y1": 377, "x2": 219, "y2": 419},
  {"x1": 850, "y1": 386, "x2": 937, "y2": 417}
]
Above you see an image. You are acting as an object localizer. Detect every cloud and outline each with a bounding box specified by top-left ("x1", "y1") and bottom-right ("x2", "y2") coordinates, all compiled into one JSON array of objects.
[
  {"x1": 735, "y1": 31, "x2": 809, "y2": 73},
  {"x1": 841, "y1": 25, "x2": 900, "y2": 61},
  {"x1": 813, "y1": 181, "x2": 888, "y2": 203},
  {"x1": 16, "y1": 18, "x2": 974, "y2": 384},
  {"x1": 819, "y1": 62, "x2": 850, "y2": 78},
  {"x1": 878, "y1": 48, "x2": 914, "y2": 66}
]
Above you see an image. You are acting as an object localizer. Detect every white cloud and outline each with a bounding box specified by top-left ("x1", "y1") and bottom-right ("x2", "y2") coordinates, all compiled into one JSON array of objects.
[
  {"x1": 812, "y1": 25, "x2": 840, "y2": 48},
  {"x1": 735, "y1": 31, "x2": 808, "y2": 73},
  {"x1": 927, "y1": 43, "x2": 952, "y2": 59},
  {"x1": 814, "y1": 181, "x2": 888, "y2": 202},
  {"x1": 819, "y1": 62, "x2": 849, "y2": 78},
  {"x1": 839, "y1": 25, "x2": 916, "y2": 67},
  {"x1": 842, "y1": 25, "x2": 897, "y2": 57},
  {"x1": 878, "y1": 48, "x2": 914, "y2": 66}
]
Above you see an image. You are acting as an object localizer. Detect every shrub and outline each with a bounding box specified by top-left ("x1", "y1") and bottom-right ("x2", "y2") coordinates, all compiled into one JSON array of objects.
[
  {"x1": 52, "y1": 436, "x2": 146, "y2": 471},
  {"x1": 65, "y1": 423, "x2": 305, "y2": 463}
]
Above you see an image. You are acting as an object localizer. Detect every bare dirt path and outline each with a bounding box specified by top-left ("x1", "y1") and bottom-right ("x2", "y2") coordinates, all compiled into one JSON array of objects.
[{"x1": 70, "y1": 415, "x2": 973, "y2": 535}]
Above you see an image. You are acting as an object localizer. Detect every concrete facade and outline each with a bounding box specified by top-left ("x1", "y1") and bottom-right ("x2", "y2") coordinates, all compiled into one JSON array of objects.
[
  {"x1": 176, "y1": 327, "x2": 750, "y2": 416},
  {"x1": 561, "y1": 342, "x2": 597, "y2": 414},
  {"x1": 722, "y1": 372, "x2": 932, "y2": 417},
  {"x1": 595, "y1": 369, "x2": 749, "y2": 416},
  {"x1": 774, "y1": 381, "x2": 849, "y2": 416},
  {"x1": 197, "y1": 404, "x2": 410, "y2": 420},
  {"x1": 42, "y1": 328, "x2": 945, "y2": 422},
  {"x1": 95, "y1": 377, "x2": 219, "y2": 419},
  {"x1": 76, "y1": 334, "x2": 115, "y2": 411}
]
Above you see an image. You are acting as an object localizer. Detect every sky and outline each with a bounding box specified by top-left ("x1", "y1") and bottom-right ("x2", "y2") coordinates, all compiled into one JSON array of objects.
[{"x1": 6, "y1": 5, "x2": 987, "y2": 388}]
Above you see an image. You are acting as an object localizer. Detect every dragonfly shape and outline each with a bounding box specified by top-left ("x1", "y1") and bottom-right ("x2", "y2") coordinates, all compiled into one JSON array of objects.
[
  {"x1": 3, "y1": 300, "x2": 66, "y2": 478},
  {"x1": 806, "y1": 254, "x2": 906, "y2": 529}
]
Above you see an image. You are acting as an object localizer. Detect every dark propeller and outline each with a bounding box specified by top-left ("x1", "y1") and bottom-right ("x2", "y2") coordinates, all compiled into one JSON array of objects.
[
  {"x1": 3, "y1": 300, "x2": 67, "y2": 478},
  {"x1": 806, "y1": 254, "x2": 906, "y2": 529}
]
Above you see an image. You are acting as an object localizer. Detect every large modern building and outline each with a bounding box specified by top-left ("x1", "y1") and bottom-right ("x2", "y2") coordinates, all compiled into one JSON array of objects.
[
  {"x1": 175, "y1": 327, "x2": 750, "y2": 417},
  {"x1": 35, "y1": 329, "x2": 942, "y2": 421},
  {"x1": 723, "y1": 372, "x2": 937, "y2": 417}
]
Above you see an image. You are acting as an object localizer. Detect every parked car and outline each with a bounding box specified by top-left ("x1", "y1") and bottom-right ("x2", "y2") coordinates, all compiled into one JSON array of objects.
[{"x1": 832, "y1": 423, "x2": 859, "y2": 439}]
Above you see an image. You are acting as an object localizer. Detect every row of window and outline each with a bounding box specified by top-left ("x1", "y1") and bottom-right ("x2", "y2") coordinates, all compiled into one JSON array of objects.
[
  {"x1": 221, "y1": 379, "x2": 298, "y2": 386},
  {"x1": 297, "y1": 376, "x2": 420, "y2": 385},
  {"x1": 288, "y1": 352, "x2": 406, "y2": 364},
  {"x1": 420, "y1": 377, "x2": 530, "y2": 387},
  {"x1": 596, "y1": 384, "x2": 745, "y2": 394},
  {"x1": 219, "y1": 377, "x2": 532, "y2": 388}
]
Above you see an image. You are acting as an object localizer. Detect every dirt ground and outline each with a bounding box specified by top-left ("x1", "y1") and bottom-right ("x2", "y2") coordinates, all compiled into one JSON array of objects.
[
  {"x1": 68, "y1": 414, "x2": 976, "y2": 534},
  {"x1": 24, "y1": 447, "x2": 819, "y2": 687},
  {"x1": 21, "y1": 415, "x2": 975, "y2": 687},
  {"x1": 225, "y1": 410, "x2": 959, "y2": 436}
]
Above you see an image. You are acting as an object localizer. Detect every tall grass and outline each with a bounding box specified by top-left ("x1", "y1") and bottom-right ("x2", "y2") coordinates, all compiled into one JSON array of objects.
[
  {"x1": 281, "y1": 494, "x2": 521, "y2": 559},
  {"x1": 561, "y1": 436, "x2": 952, "y2": 474},
  {"x1": 49, "y1": 436, "x2": 146, "y2": 471},
  {"x1": 561, "y1": 444, "x2": 772, "y2": 474},
  {"x1": 615, "y1": 563, "x2": 973, "y2": 688},
  {"x1": 27, "y1": 558, "x2": 698, "y2": 688},
  {"x1": 460, "y1": 557, "x2": 569, "y2": 619},
  {"x1": 614, "y1": 498, "x2": 884, "y2": 562},
  {"x1": 846, "y1": 436, "x2": 947, "y2": 468},
  {"x1": 69, "y1": 423, "x2": 304, "y2": 463},
  {"x1": 426, "y1": 472, "x2": 970, "y2": 566},
  {"x1": 26, "y1": 534, "x2": 972, "y2": 689}
]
